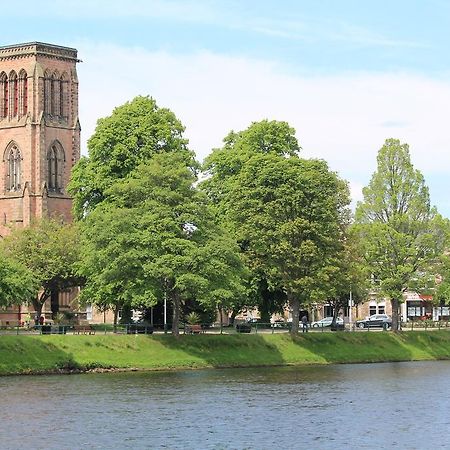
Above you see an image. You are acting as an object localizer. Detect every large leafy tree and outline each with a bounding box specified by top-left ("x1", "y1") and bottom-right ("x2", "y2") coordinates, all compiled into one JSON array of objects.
[
  {"x1": 202, "y1": 119, "x2": 300, "y2": 206},
  {"x1": 227, "y1": 153, "x2": 350, "y2": 333},
  {"x1": 69, "y1": 95, "x2": 195, "y2": 219},
  {"x1": 79, "y1": 153, "x2": 246, "y2": 334},
  {"x1": 0, "y1": 251, "x2": 38, "y2": 308},
  {"x1": 201, "y1": 120, "x2": 300, "y2": 318},
  {"x1": 354, "y1": 139, "x2": 448, "y2": 331},
  {"x1": 1, "y1": 219, "x2": 81, "y2": 319}
]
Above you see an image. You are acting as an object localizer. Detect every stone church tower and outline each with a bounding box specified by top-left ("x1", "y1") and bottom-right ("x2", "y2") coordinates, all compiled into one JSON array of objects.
[{"x1": 0, "y1": 42, "x2": 80, "y2": 235}]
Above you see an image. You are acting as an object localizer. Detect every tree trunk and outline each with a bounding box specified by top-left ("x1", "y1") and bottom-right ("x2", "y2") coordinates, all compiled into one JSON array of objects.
[
  {"x1": 391, "y1": 297, "x2": 400, "y2": 332},
  {"x1": 230, "y1": 310, "x2": 237, "y2": 326},
  {"x1": 32, "y1": 297, "x2": 42, "y2": 325},
  {"x1": 113, "y1": 306, "x2": 119, "y2": 325},
  {"x1": 172, "y1": 289, "x2": 180, "y2": 337},
  {"x1": 288, "y1": 292, "x2": 300, "y2": 334}
]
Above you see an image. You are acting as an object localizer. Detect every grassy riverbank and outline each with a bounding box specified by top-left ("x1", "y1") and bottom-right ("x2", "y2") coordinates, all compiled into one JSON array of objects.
[{"x1": 2, "y1": 331, "x2": 450, "y2": 376}]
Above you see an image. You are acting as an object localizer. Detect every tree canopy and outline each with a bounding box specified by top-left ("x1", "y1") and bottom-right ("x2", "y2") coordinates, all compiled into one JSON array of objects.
[
  {"x1": 202, "y1": 120, "x2": 300, "y2": 207},
  {"x1": 78, "y1": 152, "x2": 246, "y2": 333},
  {"x1": 227, "y1": 153, "x2": 350, "y2": 333},
  {"x1": 0, "y1": 250, "x2": 38, "y2": 308},
  {"x1": 1, "y1": 219, "x2": 81, "y2": 319},
  {"x1": 354, "y1": 138, "x2": 449, "y2": 330},
  {"x1": 69, "y1": 95, "x2": 196, "y2": 219}
]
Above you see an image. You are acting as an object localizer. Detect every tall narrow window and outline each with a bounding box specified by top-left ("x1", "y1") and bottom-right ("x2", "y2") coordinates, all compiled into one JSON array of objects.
[
  {"x1": 51, "y1": 72, "x2": 60, "y2": 116},
  {"x1": 44, "y1": 70, "x2": 51, "y2": 114},
  {"x1": 48, "y1": 146, "x2": 57, "y2": 190},
  {"x1": 0, "y1": 72, "x2": 7, "y2": 119},
  {"x1": 8, "y1": 71, "x2": 17, "y2": 118},
  {"x1": 59, "y1": 74, "x2": 66, "y2": 118},
  {"x1": 18, "y1": 70, "x2": 27, "y2": 117},
  {"x1": 6, "y1": 144, "x2": 21, "y2": 191},
  {"x1": 47, "y1": 143, "x2": 65, "y2": 192}
]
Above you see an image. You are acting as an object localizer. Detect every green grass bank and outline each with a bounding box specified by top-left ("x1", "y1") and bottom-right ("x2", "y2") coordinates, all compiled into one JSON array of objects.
[{"x1": 2, "y1": 331, "x2": 450, "y2": 376}]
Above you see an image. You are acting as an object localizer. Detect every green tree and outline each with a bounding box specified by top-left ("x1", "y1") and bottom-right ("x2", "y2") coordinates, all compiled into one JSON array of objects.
[
  {"x1": 201, "y1": 120, "x2": 301, "y2": 319},
  {"x1": 69, "y1": 95, "x2": 195, "y2": 219},
  {"x1": 79, "y1": 153, "x2": 246, "y2": 335},
  {"x1": 227, "y1": 153, "x2": 350, "y2": 333},
  {"x1": 202, "y1": 119, "x2": 300, "y2": 206},
  {"x1": 0, "y1": 251, "x2": 38, "y2": 308},
  {"x1": 354, "y1": 139, "x2": 448, "y2": 331},
  {"x1": 319, "y1": 230, "x2": 369, "y2": 327},
  {"x1": 1, "y1": 219, "x2": 81, "y2": 320}
]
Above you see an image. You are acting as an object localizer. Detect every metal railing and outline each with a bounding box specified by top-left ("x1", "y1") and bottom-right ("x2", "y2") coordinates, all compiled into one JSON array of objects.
[{"x1": 0, "y1": 320, "x2": 449, "y2": 335}]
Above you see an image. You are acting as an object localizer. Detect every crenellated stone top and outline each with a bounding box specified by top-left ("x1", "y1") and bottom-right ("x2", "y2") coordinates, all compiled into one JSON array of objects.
[{"x1": 0, "y1": 42, "x2": 79, "y2": 62}]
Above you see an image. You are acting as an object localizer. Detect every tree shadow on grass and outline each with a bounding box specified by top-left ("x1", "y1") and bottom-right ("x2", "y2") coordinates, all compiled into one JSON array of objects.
[
  {"x1": 148, "y1": 334, "x2": 286, "y2": 369},
  {"x1": 0, "y1": 336, "x2": 80, "y2": 375},
  {"x1": 288, "y1": 330, "x2": 450, "y2": 365}
]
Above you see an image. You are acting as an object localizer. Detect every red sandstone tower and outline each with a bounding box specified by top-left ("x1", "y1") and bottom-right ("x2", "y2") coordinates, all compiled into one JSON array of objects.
[{"x1": 0, "y1": 42, "x2": 80, "y2": 235}]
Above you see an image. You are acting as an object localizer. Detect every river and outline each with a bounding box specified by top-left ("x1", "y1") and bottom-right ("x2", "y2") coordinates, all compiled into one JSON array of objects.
[{"x1": 1, "y1": 361, "x2": 449, "y2": 449}]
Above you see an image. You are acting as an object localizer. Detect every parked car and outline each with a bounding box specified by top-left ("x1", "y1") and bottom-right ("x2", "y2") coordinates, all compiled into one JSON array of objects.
[
  {"x1": 311, "y1": 317, "x2": 344, "y2": 328},
  {"x1": 356, "y1": 314, "x2": 392, "y2": 329},
  {"x1": 272, "y1": 320, "x2": 287, "y2": 328},
  {"x1": 236, "y1": 323, "x2": 252, "y2": 333}
]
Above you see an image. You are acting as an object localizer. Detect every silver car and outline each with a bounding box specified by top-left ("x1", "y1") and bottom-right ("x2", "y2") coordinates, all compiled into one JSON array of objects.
[{"x1": 311, "y1": 317, "x2": 344, "y2": 328}]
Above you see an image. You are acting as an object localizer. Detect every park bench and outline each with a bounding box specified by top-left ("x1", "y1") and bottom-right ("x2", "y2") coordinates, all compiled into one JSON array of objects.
[
  {"x1": 73, "y1": 324, "x2": 96, "y2": 335},
  {"x1": 185, "y1": 324, "x2": 204, "y2": 334}
]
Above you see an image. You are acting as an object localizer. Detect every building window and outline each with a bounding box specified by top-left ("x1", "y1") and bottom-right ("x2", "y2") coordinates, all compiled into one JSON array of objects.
[
  {"x1": 0, "y1": 72, "x2": 7, "y2": 119},
  {"x1": 378, "y1": 305, "x2": 385, "y2": 315},
  {"x1": 369, "y1": 305, "x2": 377, "y2": 316},
  {"x1": 8, "y1": 71, "x2": 18, "y2": 118},
  {"x1": 47, "y1": 143, "x2": 65, "y2": 192},
  {"x1": 51, "y1": 72, "x2": 60, "y2": 116},
  {"x1": 44, "y1": 70, "x2": 52, "y2": 114},
  {"x1": 18, "y1": 70, "x2": 27, "y2": 117},
  {"x1": 59, "y1": 74, "x2": 67, "y2": 118},
  {"x1": 6, "y1": 144, "x2": 21, "y2": 191}
]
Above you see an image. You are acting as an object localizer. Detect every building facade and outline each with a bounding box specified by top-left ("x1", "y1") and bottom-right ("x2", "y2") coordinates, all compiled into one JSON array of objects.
[
  {"x1": 0, "y1": 42, "x2": 80, "y2": 325},
  {"x1": 0, "y1": 42, "x2": 80, "y2": 236}
]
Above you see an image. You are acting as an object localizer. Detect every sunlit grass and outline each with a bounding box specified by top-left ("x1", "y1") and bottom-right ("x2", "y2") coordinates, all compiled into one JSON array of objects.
[{"x1": 1, "y1": 331, "x2": 450, "y2": 375}]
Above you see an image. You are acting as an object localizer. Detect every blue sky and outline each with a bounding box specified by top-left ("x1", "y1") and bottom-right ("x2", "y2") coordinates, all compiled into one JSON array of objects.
[{"x1": 3, "y1": 0, "x2": 450, "y2": 215}]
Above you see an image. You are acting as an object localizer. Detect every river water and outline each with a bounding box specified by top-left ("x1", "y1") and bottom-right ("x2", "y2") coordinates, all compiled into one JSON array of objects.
[{"x1": 1, "y1": 361, "x2": 449, "y2": 449}]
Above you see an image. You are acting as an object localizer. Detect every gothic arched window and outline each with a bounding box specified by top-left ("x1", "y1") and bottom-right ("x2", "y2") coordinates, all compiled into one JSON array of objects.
[
  {"x1": 18, "y1": 69, "x2": 27, "y2": 117},
  {"x1": 47, "y1": 143, "x2": 65, "y2": 192},
  {"x1": 44, "y1": 69, "x2": 52, "y2": 114},
  {"x1": 59, "y1": 73, "x2": 67, "y2": 118},
  {"x1": 51, "y1": 71, "x2": 60, "y2": 116},
  {"x1": 0, "y1": 72, "x2": 7, "y2": 119},
  {"x1": 6, "y1": 144, "x2": 21, "y2": 191},
  {"x1": 8, "y1": 71, "x2": 18, "y2": 118}
]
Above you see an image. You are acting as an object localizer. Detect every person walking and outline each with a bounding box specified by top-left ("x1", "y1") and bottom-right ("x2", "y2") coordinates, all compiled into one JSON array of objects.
[{"x1": 301, "y1": 314, "x2": 308, "y2": 333}]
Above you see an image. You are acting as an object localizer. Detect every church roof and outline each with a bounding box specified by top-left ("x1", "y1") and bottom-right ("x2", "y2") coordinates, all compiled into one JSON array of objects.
[{"x1": 0, "y1": 42, "x2": 79, "y2": 62}]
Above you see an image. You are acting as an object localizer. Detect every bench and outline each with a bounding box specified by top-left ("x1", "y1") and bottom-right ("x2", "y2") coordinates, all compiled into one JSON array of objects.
[
  {"x1": 73, "y1": 325, "x2": 96, "y2": 335},
  {"x1": 185, "y1": 324, "x2": 204, "y2": 334}
]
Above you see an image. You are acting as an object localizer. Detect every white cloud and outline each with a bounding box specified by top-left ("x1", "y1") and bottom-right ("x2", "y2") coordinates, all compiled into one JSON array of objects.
[{"x1": 76, "y1": 42, "x2": 450, "y2": 212}]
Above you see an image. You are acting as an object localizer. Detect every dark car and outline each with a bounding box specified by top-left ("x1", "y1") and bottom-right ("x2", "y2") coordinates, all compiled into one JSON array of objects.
[{"x1": 356, "y1": 314, "x2": 392, "y2": 329}]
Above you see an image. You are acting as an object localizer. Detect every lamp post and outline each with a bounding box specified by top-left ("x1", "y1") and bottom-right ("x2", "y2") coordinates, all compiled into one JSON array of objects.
[
  {"x1": 349, "y1": 290, "x2": 353, "y2": 328},
  {"x1": 164, "y1": 290, "x2": 167, "y2": 334}
]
